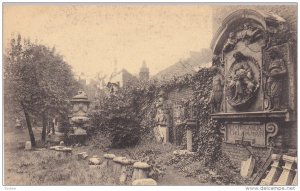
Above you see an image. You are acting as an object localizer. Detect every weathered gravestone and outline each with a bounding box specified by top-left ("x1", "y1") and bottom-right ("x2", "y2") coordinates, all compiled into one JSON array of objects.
[{"x1": 209, "y1": 9, "x2": 297, "y2": 181}]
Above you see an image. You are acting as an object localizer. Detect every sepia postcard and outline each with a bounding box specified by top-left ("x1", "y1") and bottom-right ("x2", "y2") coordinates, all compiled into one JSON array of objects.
[{"x1": 2, "y1": 2, "x2": 298, "y2": 190}]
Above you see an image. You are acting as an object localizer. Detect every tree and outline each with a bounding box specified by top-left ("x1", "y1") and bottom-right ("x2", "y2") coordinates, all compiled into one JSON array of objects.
[{"x1": 4, "y1": 34, "x2": 80, "y2": 146}]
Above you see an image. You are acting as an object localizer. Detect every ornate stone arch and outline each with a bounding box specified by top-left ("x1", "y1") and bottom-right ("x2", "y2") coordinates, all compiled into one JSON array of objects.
[{"x1": 211, "y1": 9, "x2": 288, "y2": 55}]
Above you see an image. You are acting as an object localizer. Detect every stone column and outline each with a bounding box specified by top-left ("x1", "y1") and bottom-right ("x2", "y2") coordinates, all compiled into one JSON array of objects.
[
  {"x1": 113, "y1": 157, "x2": 126, "y2": 177},
  {"x1": 186, "y1": 127, "x2": 193, "y2": 152},
  {"x1": 260, "y1": 154, "x2": 282, "y2": 185},
  {"x1": 274, "y1": 155, "x2": 297, "y2": 185},
  {"x1": 119, "y1": 158, "x2": 133, "y2": 184},
  {"x1": 132, "y1": 178, "x2": 157, "y2": 186},
  {"x1": 103, "y1": 153, "x2": 116, "y2": 174},
  {"x1": 132, "y1": 162, "x2": 151, "y2": 181},
  {"x1": 159, "y1": 125, "x2": 169, "y2": 143}
]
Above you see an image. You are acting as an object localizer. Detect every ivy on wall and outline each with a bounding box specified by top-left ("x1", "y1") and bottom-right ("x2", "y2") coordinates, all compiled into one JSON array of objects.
[{"x1": 90, "y1": 67, "x2": 223, "y2": 165}]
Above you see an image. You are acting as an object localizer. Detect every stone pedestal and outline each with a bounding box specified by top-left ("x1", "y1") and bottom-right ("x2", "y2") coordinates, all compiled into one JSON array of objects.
[
  {"x1": 241, "y1": 155, "x2": 255, "y2": 178},
  {"x1": 260, "y1": 154, "x2": 282, "y2": 185},
  {"x1": 103, "y1": 153, "x2": 116, "y2": 173},
  {"x1": 132, "y1": 178, "x2": 157, "y2": 186},
  {"x1": 78, "y1": 152, "x2": 88, "y2": 160},
  {"x1": 25, "y1": 141, "x2": 32, "y2": 150},
  {"x1": 274, "y1": 155, "x2": 297, "y2": 185},
  {"x1": 118, "y1": 158, "x2": 133, "y2": 184},
  {"x1": 112, "y1": 157, "x2": 126, "y2": 177},
  {"x1": 132, "y1": 162, "x2": 151, "y2": 181},
  {"x1": 186, "y1": 128, "x2": 193, "y2": 152},
  {"x1": 158, "y1": 125, "x2": 169, "y2": 143}
]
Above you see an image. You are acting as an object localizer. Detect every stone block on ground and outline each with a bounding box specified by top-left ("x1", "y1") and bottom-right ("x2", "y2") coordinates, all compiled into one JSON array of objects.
[
  {"x1": 132, "y1": 162, "x2": 151, "y2": 180},
  {"x1": 173, "y1": 150, "x2": 195, "y2": 156},
  {"x1": 104, "y1": 153, "x2": 116, "y2": 159},
  {"x1": 25, "y1": 141, "x2": 32, "y2": 150},
  {"x1": 78, "y1": 152, "x2": 89, "y2": 160},
  {"x1": 241, "y1": 155, "x2": 255, "y2": 178},
  {"x1": 132, "y1": 178, "x2": 157, "y2": 186},
  {"x1": 89, "y1": 157, "x2": 103, "y2": 165}
]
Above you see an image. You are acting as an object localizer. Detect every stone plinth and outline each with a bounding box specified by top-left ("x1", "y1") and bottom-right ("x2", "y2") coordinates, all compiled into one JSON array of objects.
[
  {"x1": 186, "y1": 128, "x2": 193, "y2": 152},
  {"x1": 132, "y1": 162, "x2": 151, "y2": 180},
  {"x1": 274, "y1": 155, "x2": 297, "y2": 185},
  {"x1": 173, "y1": 150, "x2": 195, "y2": 156},
  {"x1": 260, "y1": 154, "x2": 282, "y2": 185},
  {"x1": 78, "y1": 152, "x2": 88, "y2": 160},
  {"x1": 25, "y1": 141, "x2": 32, "y2": 150},
  {"x1": 89, "y1": 156, "x2": 102, "y2": 165},
  {"x1": 112, "y1": 157, "x2": 126, "y2": 176},
  {"x1": 118, "y1": 158, "x2": 133, "y2": 184},
  {"x1": 103, "y1": 153, "x2": 116, "y2": 173},
  {"x1": 132, "y1": 178, "x2": 157, "y2": 186},
  {"x1": 240, "y1": 155, "x2": 255, "y2": 178},
  {"x1": 159, "y1": 125, "x2": 169, "y2": 143}
]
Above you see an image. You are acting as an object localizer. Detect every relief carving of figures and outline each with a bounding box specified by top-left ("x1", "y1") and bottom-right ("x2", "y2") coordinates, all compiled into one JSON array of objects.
[
  {"x1": 264, "y1": 49, "x2": 287, "y2": 111},
  {"x1": 223, "y1": 32, "x2": 237, "y2": 53},
  {"x1": 237, "y1": 22, "x2": 264, "y2": 45},
  {"x1": 209, "y1": 55, "x2": 224, "y2": 113},
  {"x1": 223, "y1": 22, "x2": 264, "y2": 53},
  {"x1": 226, "y1": 52, "x2": 260, "y2": 108}
]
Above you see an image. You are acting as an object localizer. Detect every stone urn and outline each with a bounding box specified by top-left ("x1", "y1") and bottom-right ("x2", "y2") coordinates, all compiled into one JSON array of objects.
[{"x1": 68, "y1": 91, "x2": 90, "y2": 145}]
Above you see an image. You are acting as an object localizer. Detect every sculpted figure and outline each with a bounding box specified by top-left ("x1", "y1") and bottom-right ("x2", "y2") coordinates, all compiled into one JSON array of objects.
[
  {"x1": 223, "y1": 32, "x2": 237, "y2": 53},
  {"x1": 208, "y1": 55, "x2": 224, "y2": 113},
  {"x1": 228, "y1": 52, "x2": 256, "y2": 102},
  {"x1": 238, "y1": 23, "x2": 264, "y2": 44},
  {"x1": 265, "y1": 50, "x2": 287, "y2": 111}
]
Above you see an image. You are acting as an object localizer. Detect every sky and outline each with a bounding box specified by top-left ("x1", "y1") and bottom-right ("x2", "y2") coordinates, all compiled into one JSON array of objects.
[{"x1": 3, "y1": 4, "x2": 213, "y2": 81}]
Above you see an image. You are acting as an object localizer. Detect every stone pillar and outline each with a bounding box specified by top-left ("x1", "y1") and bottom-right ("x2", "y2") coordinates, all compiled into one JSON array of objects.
[
  {"x1": 186, "y1": 127, "x2": 193, "y2": 152},
  {"x1": 103, "y1": 154, "x2": 116, "y2": 173},
  {"x1": 260, "y1": 154, "x2": 282, "y2": 185},
  {"x1": 119, "y1": 158, "x2": 132, "y2": 184},
  {"x1": 132, "y1": 162, "x2": 151, "y2": 181},
  {"x1": 113, "y1": 157, "x2": 126, "y2": 177},
  {"x1": 274, "y1": 155, "x2": 297, "y2": 185},
  {"x1": 132, "y1": 178, "x2": 157, "y2": 186},
  {"x1": 159, "y1": 125, "x2": 169, "y2": 143},
  {"x1": 25, "y1": 141, "x2": 32, "y2": 150}
]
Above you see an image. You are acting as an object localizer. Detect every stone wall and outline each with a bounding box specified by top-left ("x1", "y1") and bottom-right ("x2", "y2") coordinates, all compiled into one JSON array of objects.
[
  {"x1": 222, "y1": 143, "x2": 270, "y2": 168},
  {"x1": 166, "y1": 87, "x2": 193, "y2": 144}
]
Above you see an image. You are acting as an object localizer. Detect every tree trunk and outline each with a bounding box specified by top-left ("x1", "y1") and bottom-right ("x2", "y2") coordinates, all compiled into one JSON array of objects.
[
  {"x1": 21, "y1": 102, "x2": 36, "y2": 147},
  {"x1": 41, "y1": 111, "x2": 47, "y2": 142}
]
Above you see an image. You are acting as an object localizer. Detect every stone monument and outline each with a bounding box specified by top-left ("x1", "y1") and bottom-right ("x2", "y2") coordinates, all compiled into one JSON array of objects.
[
  {"x1": 210, "y1": 9, "x2": 296, "y2": 165},
  {"x1": 154, "y1": 90, "x2": 171, "y2": 143},
  {"x1": 68, "y1": 91, "x2": 90, "y2": 145}
]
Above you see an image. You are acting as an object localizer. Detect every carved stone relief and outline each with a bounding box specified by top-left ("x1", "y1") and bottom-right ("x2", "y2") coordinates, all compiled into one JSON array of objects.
[{"x1": 226, "y1": 52, "x2": 260, "y2": 110}]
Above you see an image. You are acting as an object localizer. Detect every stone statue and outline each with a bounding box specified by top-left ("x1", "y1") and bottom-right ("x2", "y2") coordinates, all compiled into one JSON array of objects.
[
  {"x1": 237, "y1": 23, "x2": 264, "y2": 44},
  {"x1": 264, "y1": 50, "x2": 287, "y2": 111},
  {"x1": 208, "y1": 55, "x2": 224, "y2": 113},
  {"x1": 223, "y1": 32, "x2": 237, "y2": 53},
  {"x1": 154, "y1": 90, "x2": 170, "y2": 143},
  {"x1": 227, "y1": 52, "x2": 257, "y2": 103}
]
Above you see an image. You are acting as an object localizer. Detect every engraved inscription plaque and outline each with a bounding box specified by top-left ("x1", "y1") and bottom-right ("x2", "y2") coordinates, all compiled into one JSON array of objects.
[{"x1": 226, "y1": 123, "x2": 266, "y2": 147}]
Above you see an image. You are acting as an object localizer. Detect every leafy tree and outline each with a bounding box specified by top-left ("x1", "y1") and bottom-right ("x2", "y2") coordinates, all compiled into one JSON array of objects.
[{"x1": 4, "y1": 34, "x2": 80, "y2": 146}]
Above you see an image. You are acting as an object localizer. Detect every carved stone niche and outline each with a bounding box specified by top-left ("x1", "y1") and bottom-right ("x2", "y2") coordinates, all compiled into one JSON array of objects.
[{"x1": 210, "y1": 9, "x2": 296, "y2": 148}]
